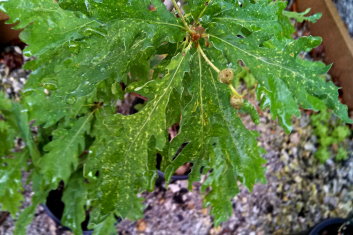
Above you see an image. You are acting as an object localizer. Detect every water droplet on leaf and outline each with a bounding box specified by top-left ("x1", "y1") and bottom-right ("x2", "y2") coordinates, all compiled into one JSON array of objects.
[
  {"x1": 66, "y1": 96, "x2": 77, "y2": 104},
  {"x1": 23, "y1": 50, "x2": 32, "y2": 57},
  {"x1": 68, "y1": 42, "x2": 80, "y2": 54},
  {"x1": 63, "y1": 58, "x2": 73, "y2": 66},
  {"x1": 22, "y1": 88, "x2": 34, "y2": 96},
  {"x1": 42, "y1": 80, "x2": 58, "y2": 90}
]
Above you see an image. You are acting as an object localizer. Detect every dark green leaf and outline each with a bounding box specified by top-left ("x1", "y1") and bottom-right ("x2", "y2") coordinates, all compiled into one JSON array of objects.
[
  {"x1": 283, "y1": 8, "x2": 322, "y2": 23},
  {"x1": 62, "y1": 171, "x2": 88, "y2": 235},
  {"x1": 165, "y1": 54, "x2": 266, "y2": 224},
  {"x1": 92, "y1": 214, "x2": 116, "y2": 235},
  {"x1": 39, "y1": 114, "x2": 92, "y2": 185},
  {"x1": 85, "y1": 50, "x2": 191, "y2": 221}
]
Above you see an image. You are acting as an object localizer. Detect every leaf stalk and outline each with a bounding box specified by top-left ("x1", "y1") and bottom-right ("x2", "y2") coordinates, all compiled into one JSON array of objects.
[
  {"x1": 197, "y1": 45, "x2": 220, "y2": 73},
  {"x1": 197, "y1": 0, "x2": 213, "y2": 21},
  {"x1": 229, "y1": 84, "x2": 243, "y2": 98},
  {"x1": 171, "y1": 0, "x2": 192, "y2": 33}
]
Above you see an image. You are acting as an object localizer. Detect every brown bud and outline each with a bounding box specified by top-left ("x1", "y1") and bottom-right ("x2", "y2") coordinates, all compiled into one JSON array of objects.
[
  {"x1": 148, "y1": 4, "x2": 157, "y2": 11},
  {"x1": 230, "y1": 95, "x2": 243, "y2": 109},
  {"x1": 218, "y1": 68, "x2": 234, "y2": 84}
]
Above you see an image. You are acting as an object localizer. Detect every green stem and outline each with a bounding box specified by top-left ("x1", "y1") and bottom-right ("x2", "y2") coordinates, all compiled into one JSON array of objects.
[
  {"x1": 185, "y1": 41, "x2": 193, "y2": 51},
  {"x1": 197, "y1": 0, "x2": 213, "y2": 21},
  {"x1": 182, "y1": 35, "x2": 190, "y2": 50},
  {"x1": 229, "y1": 84, "x2": 243, "y2": 98},
  {"x1": 171, "y1": 0, "x2": 192, "y2": 32},
  {"x1": 197, "y1": 45, "x2": 220, "y2": 73}
]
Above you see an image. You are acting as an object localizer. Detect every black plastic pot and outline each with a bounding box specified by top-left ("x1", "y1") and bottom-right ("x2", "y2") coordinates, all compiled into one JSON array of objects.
[
  {"x1": 0, "y1": 212, "x2": 9, "y2": 226},
  {"x1": 43, "y1": 189, "x2": 93, "y2": 235},
  {"x1": 157, "y1": 170, "x2": 189, "y2": 181},
  {"x1": 309, "y1": 218, "x2": 353, "y2": 235},
  {"x1": 43, "y1": 170, "x2": 188, "y2": 233}
]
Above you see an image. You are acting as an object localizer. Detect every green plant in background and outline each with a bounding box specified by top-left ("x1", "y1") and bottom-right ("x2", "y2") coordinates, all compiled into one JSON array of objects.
[
  {"x1": 0, "y1": 0, "x2": 352, "y2": 234},
  {"x1": 0, "y1": 92, "x2": 37, "y2": 215},
  {"x1": 233, "y1": 66, "x2": 257, "y2": 90},
  {"x1": 311, "y1": 107, "x2": 351, "y2": 162}
]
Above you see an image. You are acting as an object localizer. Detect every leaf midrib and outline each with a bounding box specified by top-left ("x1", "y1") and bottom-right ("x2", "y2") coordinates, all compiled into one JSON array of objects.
[
  {"x1": 125, "y1": 50, "x2": 190, "y2": 154},
  {"x1": 209, "y1": 34, "x2": 307, "y2": 80}
]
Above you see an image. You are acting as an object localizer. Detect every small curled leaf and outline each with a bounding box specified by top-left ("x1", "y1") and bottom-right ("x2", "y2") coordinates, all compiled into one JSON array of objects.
[{"x1": 239, "y1": 100, "x2": 260, "y2": 124}]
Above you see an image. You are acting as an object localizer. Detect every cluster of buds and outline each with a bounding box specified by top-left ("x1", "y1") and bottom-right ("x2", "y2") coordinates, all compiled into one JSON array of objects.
[{"x1": 197, "y1": 45, "x2": 245, "y2": 110}]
